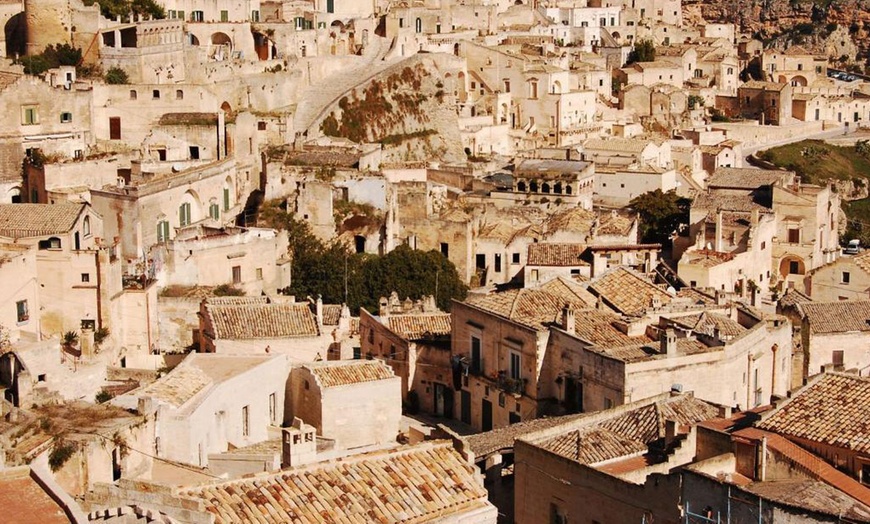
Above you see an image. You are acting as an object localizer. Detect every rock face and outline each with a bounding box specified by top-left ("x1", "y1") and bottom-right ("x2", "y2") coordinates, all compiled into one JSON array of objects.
[
  {"x1": 684, "y1": 0, "x2": 870, "y2": 59},
  {"x1": 316, "y1": 57, "x2": 466, "y2": 165}
]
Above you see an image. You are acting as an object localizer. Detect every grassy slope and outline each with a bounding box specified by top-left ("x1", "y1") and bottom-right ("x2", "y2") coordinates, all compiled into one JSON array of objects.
[{"x1": 759, "y1": 139, "x2": 870, "y2": 185}]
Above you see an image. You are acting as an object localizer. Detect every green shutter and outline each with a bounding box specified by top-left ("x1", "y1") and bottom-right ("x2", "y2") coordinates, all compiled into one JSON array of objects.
[{"x1": 223, "y1": 188, "x2": 230, "y2": 211}]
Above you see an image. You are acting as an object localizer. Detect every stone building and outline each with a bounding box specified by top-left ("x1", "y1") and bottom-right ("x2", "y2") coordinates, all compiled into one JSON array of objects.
[
  {"x1": 287, "y1": 360, "x2": 401, "y2": 449},
  {"x1": 807, "y1": 250, "x2": 870, "y2": 301},
  {"x1": 797, "y1": 301, "x2": 870, "y2": 382},
  {"x1": 358, "y1": 295, "x2": 452, "y2": 414}
]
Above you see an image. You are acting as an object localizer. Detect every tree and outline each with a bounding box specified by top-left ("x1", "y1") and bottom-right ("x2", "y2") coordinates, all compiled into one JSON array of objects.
[
  {"x1": 629, "y1": 189, "x2": 691, "y2": 244},
  {"x1": 627, "y1": 39, "x2": 655, "y2": 64},
  {"x1": 105, "y1": 67, "x2": 129, "y2": 85},
  {"x1": 82, "y1": 0, "x2": 164, "y2": 20}
]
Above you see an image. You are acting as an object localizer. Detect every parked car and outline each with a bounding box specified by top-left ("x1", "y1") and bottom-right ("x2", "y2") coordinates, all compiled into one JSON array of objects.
[{"x1": 844, "y1": 239, "x2": 861, "y2": 255}]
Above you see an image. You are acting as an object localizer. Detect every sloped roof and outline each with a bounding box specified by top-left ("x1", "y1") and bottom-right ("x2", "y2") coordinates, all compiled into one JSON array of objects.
[
  {"x1": 527, "y1": 243, "x2": 587, "y2": 266},
  {"x1": 584, "y1": 137, "x2": 655, "y2": 154},
  {"x1": 387, "y1": 313, "x2": 452, "y2": 340},
  {"x1": 588, "y1": 268, "x2": 672, "y2": 317},
  {"x1": 0, "y1": 203, "x2": 86, "y2": 239},
  {"x1": 543, "y1": 426, "x2": 647, "y2": 464},
  {"x1": 179, "y1": 442, "x2": 492, "y2": 524},
  {"x1": 706, "y1": 167, "x2": 786, "y2": 189},
  {"x1": 667, "y1": 311, "x2": 746, "y2": 338},
  {"x1": 798, "y1": 300, "x2": 870, "y2": 334},
  {"x1": 463, "y1": 277, "x2": 596, "y2": 331},
  {"x1": 206, "y1": 302, "x2": 319, "y2": 339},
  {"x1": 545, "y1": 207, "x2": 596, "y2": 236},
  {"x1": 0, "y1": 468, "x2": 73, "y2": 524},
  {"x1": 757, "y1": 373, "x2": 870, "y2": 455},
  {"x1": 306, "y1": 360, "x2": 395, "y2": 388}
]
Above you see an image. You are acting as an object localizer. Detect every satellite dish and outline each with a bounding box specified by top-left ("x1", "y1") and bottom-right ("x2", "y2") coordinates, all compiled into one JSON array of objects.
[
  {"x1": 171, "y1": 163, "x2": 183, "y2": 173},
  {"x1": 667, "y1": 286, "x2": 676, "y2": 295}
]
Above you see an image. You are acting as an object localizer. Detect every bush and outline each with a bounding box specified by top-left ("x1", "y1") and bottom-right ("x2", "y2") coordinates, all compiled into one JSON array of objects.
[
  {"x1": 49, "y1": 441, "x2": 76, "y2": 472},
  {"x1": 94, "y1": 327, "x2": 110, "y2": 346},
  {"x1": 105, "y1": 67, "x2": 129, "y2": 85},
  {"x1": 95, "y1": 389, "x2": 114, "y2": 403},
  {"x1": 214, "y1": 284, "x2": 244, "y2": 296}
]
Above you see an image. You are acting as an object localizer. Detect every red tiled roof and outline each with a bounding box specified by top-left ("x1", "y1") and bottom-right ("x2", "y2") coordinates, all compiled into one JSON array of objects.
[{"x1": 306, "y1": 360, "x2": 395, "y2": 388}]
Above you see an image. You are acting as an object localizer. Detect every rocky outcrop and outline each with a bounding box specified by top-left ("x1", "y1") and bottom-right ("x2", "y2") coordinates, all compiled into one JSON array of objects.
[{"x1": 684, "y1": 0, "x2": 870, "y2": 59}]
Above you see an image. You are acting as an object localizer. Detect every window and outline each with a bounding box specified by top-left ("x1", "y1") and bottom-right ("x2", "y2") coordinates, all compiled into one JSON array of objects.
[
  {"x1": 81, "y1": 273, "x2": 90, "y2": 283},
  {"x1": 223, "y1": 187, "x2": 231, "y2": 211},
  {"x1": 189, "y1": 146, "x2": 200, "y2": 160},
  {"x1": 251, "y1": 10, "x2": 260, "y2": 21},
  {"x1": 494, "y1": 253, "x2": 502, "y2": 273},
  {"x1": 269, "y1": 393, "x2": 276, "y2": 422},
  {"x1": 531, "y1": 269, "x2": 539, "y2": 281},
  {"x1": 788, "y1": 228, "x2": 800, "y2": 243},
  {"x1": 512, "y1": 253, "x2": 520, "y2": 264},
  {"x1": 157, "y1": 220, "x2": 170, "y2": 242},
  {"x1": 256, "y1": 268, "x2": 263, "y2": 280},
  {"x1": 604, "y1": 397, "x2": 613, "y2": 409},
  {"x1": 390, "y1": 345, "x2": 396, "y2": 359},
  {"x1": 399, "y1": 18, "x2": 404, "y2": 28},
  {"x1": 833, "y1": 350, "x2": 844, "y2": 366},
  {"x1": 550, "y1": 503, "x2": 567, "y2": 524},
  {"x1": 60, "y1": 112, "x2": 72, "y2": 123},
  {"x1": 209, "y1": 202, "x2": 220, "y2": 220},
  {"x1": 471, "y1": 336, "x2": 482, "y2": 374},
  {"x1": 38, "y1": 237, "x2": 61, "y2": 250},
  {"x1": 529, "y1": 80, "x2": 538, "y2": 99},
  {"x1": 510, "y1": 351, "x2": 521, "y2": 380},
  {"x1": 109, "y1": 117, "x2": 121, "y2": 140},
  {"x1": 175, "y1": 89, "x2": 183, "y2": 100},
  {"x1": 16, "y1": 300, "x2": 28, "y2": 322},
  {"x1": 232, "y1": 265, "x2": 241, "y2": 284},
  {"x1": 440, "y1": 242, "x2": 449, "y2": 257},
  {"x1": 220, "y1": 10, "x2": 228, "y2": 21},
  {"x1": 258, "y1": 121, "x2": 267, "y2": 131},
  {"x1": 504, "y1": 79, "x2": 510, "y2": 93},
  {"x1": 179, "y1": 202, "x2": 191, "y2": 226},
  {"x1": 83, "y1": 216, "x2": 91, "y2": 237},
  {"x1": 21, "y1": 105, "x2": 38, "y2": 125},
  {"x1": 415, "y1": 18, "x2": 422, "y2": 33},
  {"x1": 353, "y1": 347, "x2": 361, "y2": 359},
  {"x1": 242, "y1": 406, "x2": 249, "y2": 436},
  {"x1": 843, "y1": 271, "x2": 851, "y2": 284},
  {"x1": 152, "y1": 89, "x2": 160, "y2": 100},
  {"x1": 789, "y1": 261, "x2": 800, "y2": 274},
  {"x1": 191, "y1": 10, "x2": 203, "y2": 21}
]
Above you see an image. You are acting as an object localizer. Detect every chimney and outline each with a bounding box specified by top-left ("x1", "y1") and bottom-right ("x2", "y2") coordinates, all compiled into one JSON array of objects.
[
  {"x1": 751, "y1": 208, "x2": 759, "y2": 227},
  {"x1": 651, "y1": 295, "x2": 662, "y2": 310},
  {"x1": 561, "y1": 304, "x2": 575, "y2": 333},
  {"x1": 661, "y1": 328, "x2": 677, "y2": 357},
  {"x1": 596, "y1": 294, "x2": 606, "y2": 311},
  {"x1": 715, "y1": 290, "x2": 726, "y2": 306},
  {"x1": 379, "y1": 297, "x2": 389, "y2": 317},
  {"x1": 315, "y1": 295, "x2": 323, "y2": 328},
  {"x1": 715, "y1": 210, "x2": 724, "y2": 252},
  {"x1": 282, "y1": 417, "x2": 317, "y2": 468}
]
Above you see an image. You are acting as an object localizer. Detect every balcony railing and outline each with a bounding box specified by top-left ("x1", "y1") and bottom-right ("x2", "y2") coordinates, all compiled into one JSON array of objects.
[{"x1": 497, "y1": 371, "x2": 526, "y2": 395}]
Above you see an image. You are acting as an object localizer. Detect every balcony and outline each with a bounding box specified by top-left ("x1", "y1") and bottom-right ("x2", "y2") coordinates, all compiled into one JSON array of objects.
[{"x1": 497, "y1": 370, "x2": 526, "y2": 395}]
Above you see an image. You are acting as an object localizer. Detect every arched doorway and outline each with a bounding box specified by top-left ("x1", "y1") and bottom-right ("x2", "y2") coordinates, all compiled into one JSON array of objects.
[
  {"x1": 210, "y1": 32, "x2": 232, "y2": 60},
  {"x1": 779, "y1": 255, "x2": 806, "y2": 278}
]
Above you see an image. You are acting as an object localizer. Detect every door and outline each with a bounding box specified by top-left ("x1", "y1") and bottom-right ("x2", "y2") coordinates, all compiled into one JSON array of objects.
[
  {"x1": 74, "y1": 232, "x2": 80, "y2": 251},
  {"x1": 109, "y1": 117, "x2": 121, "y2": 140},
  {"x1": 435, "y1": 383, "x2": 446, "y2": 417},
  {"x1": 461, "y1": 390, "x2": 471, "y2": 425},
  {"x1": 565, "y1": 378, "x2": 583, "y2": 413},
  {"x1": 482, "y1": 399, "x2": 493, "y2": 432}
]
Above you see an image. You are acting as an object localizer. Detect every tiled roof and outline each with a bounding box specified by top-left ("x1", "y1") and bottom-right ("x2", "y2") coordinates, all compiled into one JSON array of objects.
[
  {"x1": 757, "y1": 373, "x2": 870, "y2": 455},
  {"x1": 584, "y1": 137, "x2": 654, "y2": 154},
  {"x1": 675, "y1": 288, "x2": 717, "y2": 306},
  {"x1": 853, "y1": 251, "x2": 870, "y2": 275},
  {"x1": 740, "y1": 80, "x2": 788, "y2": 91},
  {"x1": 387, "y1": 313, "x2": 452, "y2": 340},
  {"x1": 589, "y1": 268, "x2": 673, "y2": 316},
  {"x1": 545, "y1": 207, "x2": 596, "y2": 235},
  {"x1": 667, "y1": 311, "x2": 746, "y2": 338},
  {"x1": 693, "y1": 192, "x2": 771, "y2": 213},
  {"x1": 137, "y1": 365, "x2": 211, "y2": 408},
  {"x1": 798, "y1": 300, "x2": 870, "y2": 334},
  {"x1": 0, "y1": 203, "x2": 86, "y2": 239},
  {"x1": 464, "y1": 277, "x2": 596, "y2": 331},
  {"x1": 597, "y1": 213, "x2": 636, "y2": 236},
  {"x1": 207, "y1": 302, "x2": 319, "y2": 339},
  {"x1": 742, "y1": 479, "x2": 870, "y2": 521},
  {"x1": 778, "y1": 287, "x2": 813, "y2": 309},
  {"x1": 706, "y1": 167, "x2": 786, "y2": 189},
  {"x1": 0, "y1": 468, "x2": 73, "y2": 524},
  {"x1": 527, "y1": 243, "x2": 588, "y2": 266},
  {"x1": 464, "y1": 414, "x2": 585, "y2": 458},
  {"x1": 180, "y1": 442, "x2": 491, "y2": 524},
  {"x1": 321, "y1": 304, "x2": 342, "y2": 326},
  {"x1": 735, "y1": 427, "x2": 870, "y2": 509},
  {"x1": 306, "y1": 360, "x2": 395, "y2": 388},
  {"x1": 572, "y1": 309, "x2": 652, "y2": 348},
  {"x1": 542, "y1": 427, "x2": 647, "y2": 464}
]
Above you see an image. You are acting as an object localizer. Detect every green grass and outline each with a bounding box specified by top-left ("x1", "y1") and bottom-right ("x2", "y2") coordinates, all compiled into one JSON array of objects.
[{"x1": 758, "y1": 140, "x2": 870, "y2": 185}]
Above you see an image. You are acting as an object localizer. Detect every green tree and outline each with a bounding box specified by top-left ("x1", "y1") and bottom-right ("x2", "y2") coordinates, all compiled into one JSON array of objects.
[
  {"x1": 627, "y1": 39, "x2": 655, "y2": 64},
  {"x1": 82, "y1": 0, "x2": 164, "y2": 20},
  {"x1": 629, "y1": 189, "x2": 690, "y2": 244},
  {"x1": 105, "y1": 67, "x2": 129, "y2": 85}
]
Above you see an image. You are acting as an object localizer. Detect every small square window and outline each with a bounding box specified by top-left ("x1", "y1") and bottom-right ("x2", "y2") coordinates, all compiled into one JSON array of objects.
[
  {"x1": 843, "y1": 271, "x2": 851, "y2": 284},
  {"x1": 16, "y1": 300, "x2": 28, "y2": 322},
  {"x1": 60, "y1": 112, "x2": 72, "y2": 123},
  {"x1": 258, "y1": 121, "x2": 267, "y2": 131},
  {"x1": 81, "y1": 273, "x2": 90, "y2": 283},
  {"x1": 512, "y1": 252, "x2": 520, "y2": 264},
  {"x1": 152, "y1": 89, "x2": 160, "y2": 99},
  {"x1": 22, "y1": 105, "x2": 38, "y2": 125},
  {"x1": 256, "y1": 268, "x2": 263, "y2": 280}
]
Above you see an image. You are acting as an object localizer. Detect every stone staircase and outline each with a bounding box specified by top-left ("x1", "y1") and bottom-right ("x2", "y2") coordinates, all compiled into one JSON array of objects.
[{"x1": 293, "y1": 36, "x2": 396, "y2": 136}]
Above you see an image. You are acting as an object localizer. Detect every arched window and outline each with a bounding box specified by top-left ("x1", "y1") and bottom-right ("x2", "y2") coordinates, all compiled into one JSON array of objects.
[
  {"x1": 517, "y1": 181, "x2": 527, "y2": 192},
  {"x1": 82, "y1": 216, "x2": 91, "y2": 237},
  {"x1": 176, "y1": 89, "x2": 184, "y2": 100},
  {"x1": 554, "y1": 183, "x2": 562, "y2": 194},
  {"x1": 542, "y1": 183, "x2": 551, "y2": 194},
  {"x1": 223, "y1": 177, "x2": 233, "y2": 211},
  {"x1": 565, "y1": 184, "x2": 573, "y2": 195},
  {"x1": 129, "y1": 90, "x2": 137, "y2": 100},
  {"x1": 530, "y1": 180, "x2": 539, "y2": 192},
  {"x1": 209, "y1": 201, "x2": 220, "y2": 220}
]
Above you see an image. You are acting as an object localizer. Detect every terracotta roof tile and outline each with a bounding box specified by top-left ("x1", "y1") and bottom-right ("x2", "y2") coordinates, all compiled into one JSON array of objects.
[
  {"x1": 589, "y1": 268, "x2": 673, "y2": 316},
  {"x1": 180, "y1": 442, "x2": 491, "y2": 524},
  {"x1": 527, "y1": 243, "x2": 588, "y2": 266},
  {"x1": 757, "y1": 373, "x2": 870, "y2": 455},
  {"x1": 207, "y1": 302, "x2": 319, "y2": 339},
  {"x1": 138, "y1": 366, "x2": 211, "y2": 408},
  {"x1": 667, "y1": 311, "x2": 746, "y2": 338},
  {"x1": 798, "y1": 300, "x2": 870, "y2": 334},
  {"x1": 322, "y1": 304, "x2": 342, "y2": 326},
  {"x1": 542, "y1": 427, "x2": 647, "y2": 464},
  {"x1": 706, "y1": 167, "x2": 786, "y2": 189},
  {"x1": 387, "y1": 313, "x2": 452, "y2": 340},
  {"x1": 0, "y1": 203, "x2": 86, "y2": 239},
  {"x1": 306, "y1": 360, "x2": 395, "y2": 388}
]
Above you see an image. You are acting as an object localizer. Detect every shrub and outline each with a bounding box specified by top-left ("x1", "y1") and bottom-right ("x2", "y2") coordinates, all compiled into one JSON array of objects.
[
  {"x1": 95, "y1": 390, "x2": 113, "y2": 403},
  {"x1": 214, "y1": 284, "x2": 244, "y2": 296},
  {"x1": 49, "y1": 441, "x2": 76, "y2": 472},
  {"x1": 94, "y1": 327, "x2": 110, "y2": 346},
  {"x1": 105, "y1": 67, "x2": 129, "y2": 85}
]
